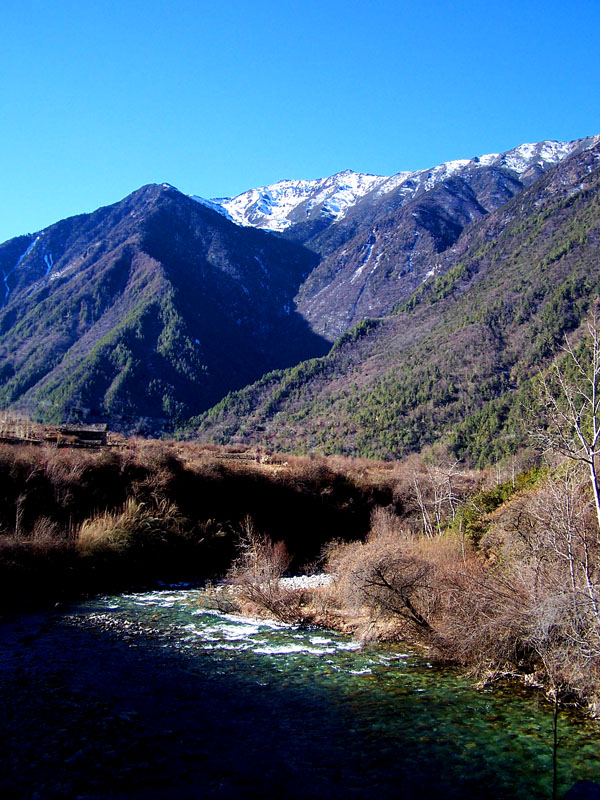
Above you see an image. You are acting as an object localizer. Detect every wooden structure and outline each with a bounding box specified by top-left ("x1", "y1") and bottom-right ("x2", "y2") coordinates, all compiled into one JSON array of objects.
[
  {"x1": 0, "y1": 414, "x2": 109, "y2": 448},
  {"x1": 55, "y1": 423, "x2": 109, "y2": 447}
]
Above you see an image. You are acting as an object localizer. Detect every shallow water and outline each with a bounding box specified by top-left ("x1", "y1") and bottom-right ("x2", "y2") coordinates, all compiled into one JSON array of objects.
[{"x1": 67, "y1": 588, "x2": 600, "y2": 798}]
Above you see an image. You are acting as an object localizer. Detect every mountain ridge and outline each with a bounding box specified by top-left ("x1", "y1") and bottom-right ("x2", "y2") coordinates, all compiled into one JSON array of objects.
[
  {"x1": 0, "y1": 183, "x2": 328, "y2": 431},
  {"x1": 188, "y1": 135, "x2": 599, "y2": 340},
  {"x1": 190, "y1": 139, "x2": 600, "y2": 462},
  {"x1": 200, "y1": 137, "x2": 599, "y2": 234},
  {"x1": 1, "y1": 135, "x2": 599, "y2": 454}
]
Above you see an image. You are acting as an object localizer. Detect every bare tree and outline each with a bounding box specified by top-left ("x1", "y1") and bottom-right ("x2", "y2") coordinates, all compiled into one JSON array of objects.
[
  {"x1": 508, "y1": 467, "x2": 600, "y2": 621},
  {"x1": 412, "y1": 474, "x2": 434, "y2": 537},
  {"x1": 412, "y1": 461, "x2": 465, "y2": 537},
  {"x1": 226, "y1": 517, "x2": 295, "y2": 622},
  {"x1": 536, "y1": 316, "x2": 600, "y2": 532},
  {"x1": 487, "y1": 465, "x2": 600, "y2": 703},
  {"x1": 357, "y1": 553, "x2": 436, "y2": 632}
]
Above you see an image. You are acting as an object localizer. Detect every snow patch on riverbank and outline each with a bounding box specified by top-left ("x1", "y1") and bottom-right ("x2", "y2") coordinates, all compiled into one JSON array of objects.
[{"x1": 280, "y1": 574, "x2": 333, "y2": 590}]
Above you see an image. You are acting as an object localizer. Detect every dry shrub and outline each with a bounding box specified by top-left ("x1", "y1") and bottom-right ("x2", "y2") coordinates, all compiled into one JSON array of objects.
[
  {"x1": 125, "y1": 438, "x2": 179, "y2": 473},
  {"x1": 435, "y1": 559, "x2": 535, "y2": 676},
  {"x1": 226, "y1": 517, "x2": 307, "y2": 623},
  {"x1": 390, "y1": 454, "x2": 481, "y2": 536},
  {"x1": 325, "y1": 501, "x2": 550, "y2": 677},
  {"x1": 326, "y1": 506, "x2": 468, "y2": 642},
  {"x1": 41, "y1": 445, "x2": 90, "y2": 484},
  {"x1": 390, "y1": 453, "x2": 429, "y2": 504},
  {"x1": 0, "y1": 532, "x2": 75, "y2": 567},
  {"x1": 472, "y1": 466, "x2": 600, "y2": 694},
  {"x1": 30, "y1": 516, "x2": 64, "y2": 542},
  {"x1": 77, "y1": 498, "x2": 186, "y2": 556},
  {"x1": 196, "y1": 443, "x2": 221, "y2": 453},
  {"x1": 439, "y1": 552, "x2": 600, "y2": 700},
  {"x1": 284, "y1": 455, "x2": 335, "y2": 488}
]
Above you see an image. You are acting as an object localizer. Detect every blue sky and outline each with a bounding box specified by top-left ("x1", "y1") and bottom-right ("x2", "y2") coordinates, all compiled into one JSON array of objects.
[{"x1": 1, "y1": 0, "x2": 599, "y2": 242}]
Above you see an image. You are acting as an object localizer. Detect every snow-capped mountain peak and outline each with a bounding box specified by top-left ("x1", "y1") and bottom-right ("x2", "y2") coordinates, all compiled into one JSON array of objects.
[
  {"x1": 206, "y1": 170, "x2": 391, "y2": 232},
  {"x1": 487, "y1": 139, "x2": 586, "y2": 174},
  {"x1": 193, "y1": 136, "x2": 599, "y2": 232}
]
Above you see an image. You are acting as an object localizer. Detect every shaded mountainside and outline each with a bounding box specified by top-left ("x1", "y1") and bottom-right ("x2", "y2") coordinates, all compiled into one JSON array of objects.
[
  {"x1": 289, "y1": 164, "x2": 523, "y2": 338},
  {"x1": 287, "y1": 139, "x2": 599, "y2": 339},
  {"x1": 190, "y1": 142, "x2": 600, "y2": 463},
  {"x1": 0, "y1": 185, "x2": 328, "y2": 432}
]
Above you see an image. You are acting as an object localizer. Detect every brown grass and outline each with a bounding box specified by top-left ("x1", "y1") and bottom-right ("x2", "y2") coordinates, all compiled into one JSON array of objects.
[{"x1": 0, "y1": 439, "x2": 402, "y2": 610}]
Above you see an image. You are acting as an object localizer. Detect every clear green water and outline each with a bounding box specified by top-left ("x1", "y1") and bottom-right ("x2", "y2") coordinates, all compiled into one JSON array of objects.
[{"x1": 71, "y1": 588, "x2": 600, "y2": 799}]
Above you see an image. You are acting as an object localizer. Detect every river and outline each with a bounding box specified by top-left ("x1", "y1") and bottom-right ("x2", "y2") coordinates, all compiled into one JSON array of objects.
[{"x1": 2, "y1": 587, "x2": 600, "y2": 799}]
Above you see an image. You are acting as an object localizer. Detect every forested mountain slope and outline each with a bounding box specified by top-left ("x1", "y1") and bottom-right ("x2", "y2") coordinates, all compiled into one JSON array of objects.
[
  {"x1": 0, "y1": 184, "x2": 327, "y2": 431},
  {"x1": 0, "y1": 137, "x2": 598, "y2": 441},
  {"x1": 191, "y1": 142, "x2": 600, "y2": 463}
]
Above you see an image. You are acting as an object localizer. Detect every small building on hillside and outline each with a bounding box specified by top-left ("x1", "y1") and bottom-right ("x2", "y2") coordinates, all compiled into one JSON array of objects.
[{"x1": 56, "y1": 423, "x2": 109, "y2": 447}]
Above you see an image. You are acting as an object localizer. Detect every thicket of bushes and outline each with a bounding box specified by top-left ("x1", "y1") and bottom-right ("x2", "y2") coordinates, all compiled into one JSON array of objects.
[
  {"x1": 227, "y1": 455, "x2": 600, "y2": 713},
  {"x1": 0, "y1": 441, "x2": 397, "y2": 610}
]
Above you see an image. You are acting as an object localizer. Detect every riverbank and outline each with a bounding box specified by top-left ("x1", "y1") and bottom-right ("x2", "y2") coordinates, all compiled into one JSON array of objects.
[{"x1": 3, "y1": 439, "x2": 600, "y2": 731}]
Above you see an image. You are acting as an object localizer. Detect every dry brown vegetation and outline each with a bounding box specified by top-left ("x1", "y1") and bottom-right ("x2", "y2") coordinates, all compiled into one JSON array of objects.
[
  {"x1": 4, "y1": 426, "x2": 600, "y2": 714},
  {"x1": 223, "y1": 517, "x2": 303, "y2": 623},
  {"x1": 225, "y1": 452, "x2": 600, "y2": 714},
  {"x1": 0, "y1": 439, "x2": 398, "y2": 611}
]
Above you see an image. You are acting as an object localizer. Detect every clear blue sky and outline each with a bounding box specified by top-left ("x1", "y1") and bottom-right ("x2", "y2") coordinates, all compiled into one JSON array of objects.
[{"x1": 1, "y1": 0, "x2": 599, "y2": 242}]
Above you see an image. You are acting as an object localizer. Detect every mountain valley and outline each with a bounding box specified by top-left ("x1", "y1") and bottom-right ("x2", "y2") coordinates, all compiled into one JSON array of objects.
[{"x1": 1, "y1": 135, "x2": 599, "y2": 456}]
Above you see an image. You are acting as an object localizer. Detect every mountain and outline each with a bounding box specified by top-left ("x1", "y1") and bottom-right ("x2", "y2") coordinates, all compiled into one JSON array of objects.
[
  {"x1": 1, "y1": 135, "x2": 599, "y2": 449},
  {"x1": 0, "y1": 184, "x2": 328, "y2": 431},
  {"x1": 202, "y1": 171, "x2": 400, "y2": 232},
  {"x1": 191, "y1": 139, "x2": 600, "y2": 463},
  {"x1": 202, "y1": 137, "x2": 598, "y2": 339},
  {"x1": 205, "y1": 140, "x2": 593, "y2": 234}
]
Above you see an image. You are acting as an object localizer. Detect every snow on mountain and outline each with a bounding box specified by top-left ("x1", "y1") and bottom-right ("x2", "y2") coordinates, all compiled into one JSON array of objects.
[
  {"x1": 487, "y1": 139, "x2": 586, "y2": 174},
  {"x1": 189, "y1": 194, "x2": 234, "y2": 222},
  {"x1": 192, "y1": 137, "x2": 599, "y2": 232},
  {"x1": 2, "y1": 235, "x2": 39, "y2": 304},
  {"x1": 208, "y1": 170, "x2": 393, "y2": 232}
]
